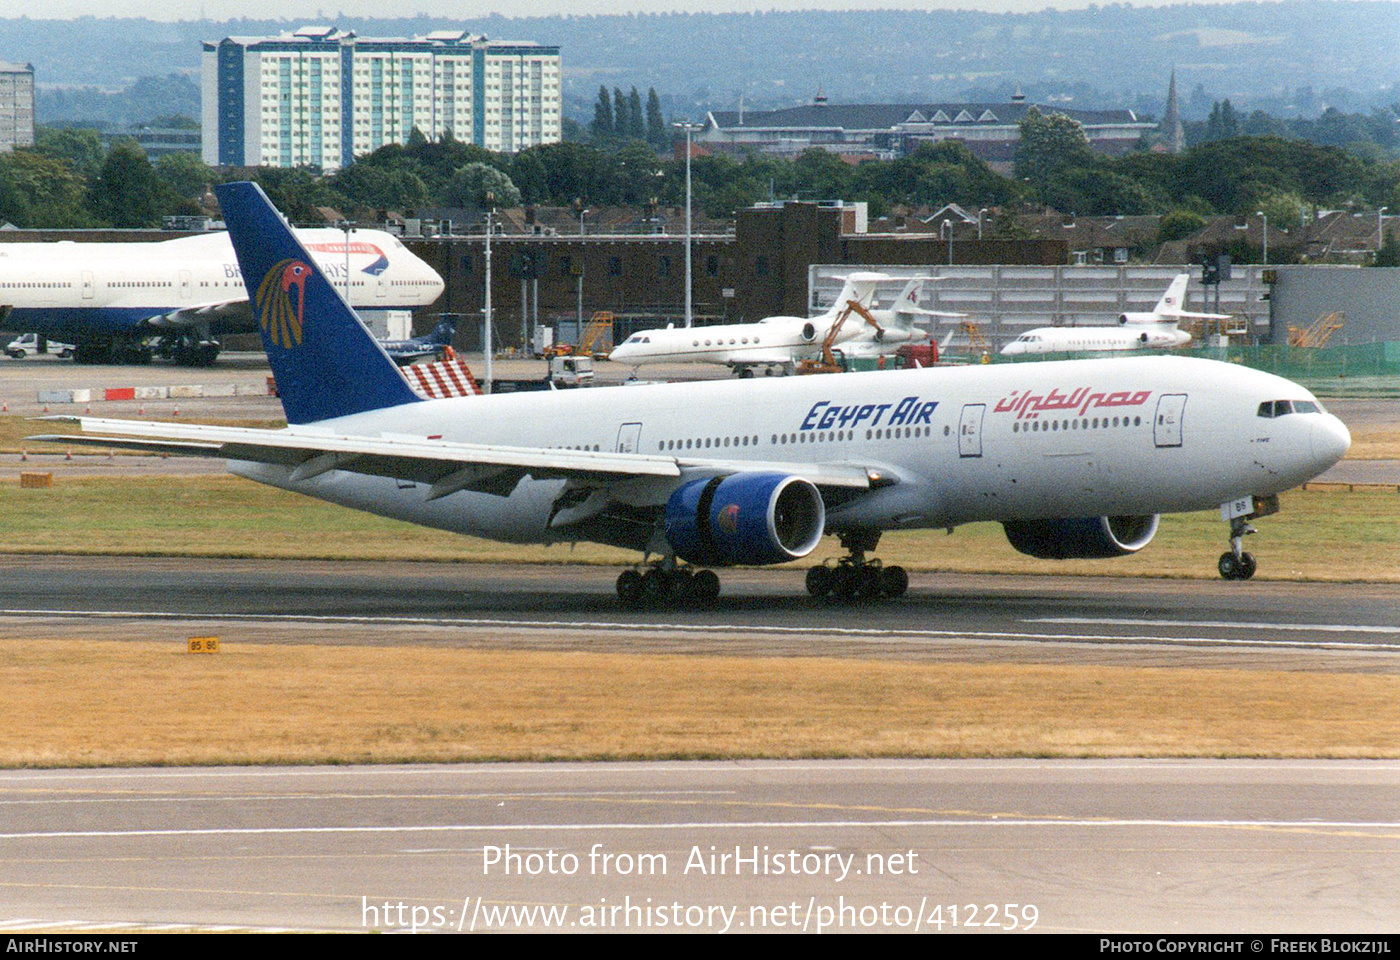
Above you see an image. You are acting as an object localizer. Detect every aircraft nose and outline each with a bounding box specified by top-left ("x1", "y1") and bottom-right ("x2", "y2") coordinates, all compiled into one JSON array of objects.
[{"x1": 1310, "y1": 415, "x2": 1351, "y2": 467}]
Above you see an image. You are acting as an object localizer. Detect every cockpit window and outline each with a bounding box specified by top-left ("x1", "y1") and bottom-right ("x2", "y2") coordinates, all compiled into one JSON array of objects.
[{"x1": 1258, "y1": 399, "x2": 1322, "y2": 418}]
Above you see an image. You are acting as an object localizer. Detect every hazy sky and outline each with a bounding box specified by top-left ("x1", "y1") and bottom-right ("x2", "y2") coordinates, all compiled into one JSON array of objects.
[{"x1": 0, "y1": 0, "x2": 1304, "y2": 20}]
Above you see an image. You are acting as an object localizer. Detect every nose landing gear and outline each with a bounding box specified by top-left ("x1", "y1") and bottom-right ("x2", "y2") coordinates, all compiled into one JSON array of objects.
[
  {"x1": 1217, "y1": 494, "x2": 1278, "y2": 581},
  {"x1": 805, "y1": 530, "x2": 909, "y2": 602}
]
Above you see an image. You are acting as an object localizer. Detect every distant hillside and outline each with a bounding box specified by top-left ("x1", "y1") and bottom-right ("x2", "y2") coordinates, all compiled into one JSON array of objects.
[{"x1": 2, "y1": 2, "x2": 1396, "y2": 127}]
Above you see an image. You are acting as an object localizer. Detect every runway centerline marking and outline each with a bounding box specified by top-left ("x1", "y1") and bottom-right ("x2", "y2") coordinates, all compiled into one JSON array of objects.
[{"x1": 1, "y1": 608, "x2": 1396, "y2": 653}]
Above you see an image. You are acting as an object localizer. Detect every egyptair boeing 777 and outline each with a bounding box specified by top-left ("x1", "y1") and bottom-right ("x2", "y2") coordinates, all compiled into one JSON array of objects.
[{"x1": 33, "y1": 184, "x2": 1351, "y2": 603}]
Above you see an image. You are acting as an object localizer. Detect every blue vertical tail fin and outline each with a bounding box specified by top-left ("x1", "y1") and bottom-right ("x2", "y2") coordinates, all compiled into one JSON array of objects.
[{"x1": 214, "y1": 181, "x2": 423, "y2": 425}]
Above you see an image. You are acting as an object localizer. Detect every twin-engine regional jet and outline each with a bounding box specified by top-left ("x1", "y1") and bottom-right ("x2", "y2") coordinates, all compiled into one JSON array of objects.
[
  {"x1": 609, "y1": 272, "x2": 946, "y2": 377},
  {"x1": 34, "y1": 184, "x2": 1351, "y2": 603},
  {"x1": 1000, "y1": 273, "x2": 1230, "y2": 356},
  {"x1": 0, "y1": 227, "x2": 443, "y2": 365}
]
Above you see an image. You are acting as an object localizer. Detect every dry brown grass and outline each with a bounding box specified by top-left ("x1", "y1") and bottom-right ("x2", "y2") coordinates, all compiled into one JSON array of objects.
[
  {"x1": 1346, "y1": 427, "x2": 1400, "y2": 460},
  {"x1": 2, "y1": 640, "x2": 1397, "y2": 767},
  {"x1": 3, "y1": 478, "x2": 1396, "y2": 580}
]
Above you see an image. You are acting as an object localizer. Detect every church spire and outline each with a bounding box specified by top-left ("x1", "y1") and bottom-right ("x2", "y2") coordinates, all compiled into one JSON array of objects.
[{"x1": 1162, "y1": 69, "x2": 1185, "y2": 154}]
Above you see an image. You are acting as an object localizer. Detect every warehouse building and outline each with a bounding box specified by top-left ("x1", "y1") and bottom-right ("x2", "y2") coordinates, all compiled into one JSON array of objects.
[{"x1": 697, "y1": 91, "x2": 1154, "y2": 163}]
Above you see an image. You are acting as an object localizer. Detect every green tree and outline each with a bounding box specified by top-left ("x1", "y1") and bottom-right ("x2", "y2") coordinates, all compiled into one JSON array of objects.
[
  {"x1": 32, "y1": 126, "x2": 105, "y2": 178},
  {"x1": 1373, "y1": 229, "x2": 1400, "y2": 266},
  {"x1": 591, "y1": 86, "x2": 613, "y2": 140},
  {"x1": 1014, "y1": 107, "x2": 1095, "y2": 188},
  {"x1": 1158, "y1": 209, "x2": 1207, "y2": 243},
  {"x1": 646, "y1": 88, "x2": 666, "y2": 147},
  {"x1": 445, "y1": 162, "x2": 521, "y2": 209},
  {"x1": 250, "y1": 167, "x2": 334, "y2": 224},
  {"x1": 0, "y1": 150, "x2": 93, "y2": 227},
  {"x1": 87, "y1": 139, "x2": 165, "y2": 227},
  {"x1": 156, "y1": 152, "x2": 214, "y2": 201},
  {"x1": 509, "y1": 150, "x2": 550, "y2": 205},
  {"x1": 613, "y1": 87, "x2": 628, "y2": 137},
  {"x1": 626, "y1": 87, "x2": 645, "y2": 140}
]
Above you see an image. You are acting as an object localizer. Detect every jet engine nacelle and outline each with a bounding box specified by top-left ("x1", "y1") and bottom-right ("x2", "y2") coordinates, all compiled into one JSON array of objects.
[
  {"x1": 1002, "y1": 514, "x2": 1160, "y2": 560},
  {"x1": 665, "y1": 471, "x2": 825, "y2": 566},
  {"x1": 802, "y1": 322, "x2": 818, "y2": 343}
]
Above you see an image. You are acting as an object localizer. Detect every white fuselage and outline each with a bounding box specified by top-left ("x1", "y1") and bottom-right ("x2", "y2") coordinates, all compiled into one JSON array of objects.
[
  {"x1": 0, "y1": 229, "x2": 444, "y2": 341},
  {"x1": 610, "y1": 311, "x2": 927, "y2": 369},
  {"x1": 231, "y1": 355, "x2": 1350, "y2": 555},
  {"x1": 609, "y1": 315, "x2": 835, "y2": 370},
  {"x1": 1001, "y1": 325, "x2": 1192, "y2": 356}
]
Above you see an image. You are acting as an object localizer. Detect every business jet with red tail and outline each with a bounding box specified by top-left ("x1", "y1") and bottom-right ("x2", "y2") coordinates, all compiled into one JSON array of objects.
[
  {"x1": 32, "y1": 184, "x2": 1351, "y2": 604},
  {"x1": 1000, "y1": 273, "x2": 1230, "y2": 356}
]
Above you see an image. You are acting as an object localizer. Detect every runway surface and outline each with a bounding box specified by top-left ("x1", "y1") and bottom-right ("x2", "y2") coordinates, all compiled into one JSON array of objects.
[
  {"x1": 1, "y1": 560, "x2": 1397, "y2": 933},
  {"x1": 0, "y1": 556, "x2": 1397, "y2": 672},
  {"x1": 1, "y1": 759, "x2": 1397, "y2": 933}
]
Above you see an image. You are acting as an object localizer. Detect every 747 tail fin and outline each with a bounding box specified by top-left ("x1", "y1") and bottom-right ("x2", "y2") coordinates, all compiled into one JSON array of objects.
[{"x1": 214, "y1": 181, "x2": 423, "y2": 425}]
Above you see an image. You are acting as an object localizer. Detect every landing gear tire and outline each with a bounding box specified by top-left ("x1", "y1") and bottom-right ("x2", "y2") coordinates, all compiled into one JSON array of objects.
[
  {"x1": 808, "y1": 530, "x2": 908, "y2": 603},
  {"x1": 1218, "y1": 551, "x2": 1257, "y2": 581},
  {"x1": 617, "y1": 566, "x2": 718, "y2": 606},
  {"x1": 616, "y1": 569, "x2": 644, "y2": 604},
  {"x1": 738, "y1": 367, "x2": 754, "y2": 379},
  {"x1": 641, "y1": 567, "x2": 674, "y2": 603},
  {"x1": 879, "y1": 565, "x2": 909, "y2": 599},
  {"x1": 690, "y1": 569, "x2": 720, "y2": 603}
]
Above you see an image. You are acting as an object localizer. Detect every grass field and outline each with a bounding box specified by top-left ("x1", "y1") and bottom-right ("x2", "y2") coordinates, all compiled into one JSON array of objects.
[
  {"x1": 1, "y1": 474, "x2": 1396, "y2": 580},
  {"x1": 3, "y1": 641, "x2": 1397, "y2": 767}
]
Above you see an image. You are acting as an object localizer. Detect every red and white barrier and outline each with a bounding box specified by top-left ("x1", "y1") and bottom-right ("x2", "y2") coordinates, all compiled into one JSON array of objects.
[{"x1": 403, "y1": 356, "x2": 482, "y2": 399}]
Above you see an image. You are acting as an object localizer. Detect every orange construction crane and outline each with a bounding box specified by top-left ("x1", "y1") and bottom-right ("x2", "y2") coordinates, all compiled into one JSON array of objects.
[
  {"x1": 576, "y1": 311, "x2": 615, "y2": 358},
  {"x1": 1287, "y1": 311, "x2": 1344, "y2": 348},
  {"x1": 795, "y1": 299, "x2": 885, "y2": 375}
]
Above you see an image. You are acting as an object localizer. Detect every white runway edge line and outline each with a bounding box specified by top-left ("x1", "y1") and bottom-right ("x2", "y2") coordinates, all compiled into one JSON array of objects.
[
  {"x1": 4, "y1": 818, "x2": 1400, "y2": 841},
  {"x1": 2, "y1": 760, "x2": 1398, "y2": 783},
  {"x1": 1034, "y1": 617, "x2": 1400, "y2": 635},
  {"x1": 0, "y1": 608, "x2": 1397, "y2": 653}
]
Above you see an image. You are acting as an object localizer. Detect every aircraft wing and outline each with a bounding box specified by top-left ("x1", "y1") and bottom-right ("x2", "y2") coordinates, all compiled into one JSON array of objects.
[
  {"x1": 28, "y1": 417, "x2": 879, "y2": 504},
  {"x1": 146, "y1": 300, "x2": 253, "y2": 329},
  {"x1": 901, "y1": 308, "x2": 967, "y2": 319}
]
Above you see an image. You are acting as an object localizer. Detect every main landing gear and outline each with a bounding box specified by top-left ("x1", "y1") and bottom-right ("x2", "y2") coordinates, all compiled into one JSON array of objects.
[
  {"x1": 616, "y1": 563, "x2": 721, "y2": 606},
  {"x1": 805, "y1": 530, "x2": 909, "y2": 602},
  {"x1": 1217, "y1": 494, "x2": 1278, "y2": 581}
]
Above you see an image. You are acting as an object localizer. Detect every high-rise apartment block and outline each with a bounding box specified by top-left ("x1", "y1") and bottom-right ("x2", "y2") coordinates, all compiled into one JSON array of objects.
[
  {"x1": 0, "y1": 61, "x2": 35, "y2": 153},
  {"x1": 202, "y1": 26, "x2": 561, "y2": 171}
]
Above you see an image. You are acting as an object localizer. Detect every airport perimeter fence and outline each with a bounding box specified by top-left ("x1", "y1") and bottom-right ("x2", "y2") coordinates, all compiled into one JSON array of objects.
[
  {"x1": 1226, "y1": 341, "x2": 1400, "y2": 396},
  {"x1": 913, "y1": 341, "x2": 1400, "y2": 396}
]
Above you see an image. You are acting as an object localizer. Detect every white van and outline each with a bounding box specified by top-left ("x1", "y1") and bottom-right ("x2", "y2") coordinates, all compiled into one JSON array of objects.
[{"x1": 6, "y1": 334, "x2": 76, "y2": 359}]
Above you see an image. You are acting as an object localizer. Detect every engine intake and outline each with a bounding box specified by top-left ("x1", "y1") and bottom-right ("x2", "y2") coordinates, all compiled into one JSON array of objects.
[
  {"x1": 1002, "y1": 514, "x2": 1159, "y2": 560},
  {"x1": 665, "y1": 472, "x2": 825, "y2": 566}
]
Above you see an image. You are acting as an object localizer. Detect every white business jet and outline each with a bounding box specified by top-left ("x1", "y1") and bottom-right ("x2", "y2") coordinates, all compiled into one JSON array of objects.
[
  {"x1": 34, "y1": 184, "x2": 1351, "y2": 605},
  {"x1": 609, "y1": 271, "x2": 895, "y2": 377},
  {"x1": 1000, "y1": 273, "x2": 1230, "y2": 356}
]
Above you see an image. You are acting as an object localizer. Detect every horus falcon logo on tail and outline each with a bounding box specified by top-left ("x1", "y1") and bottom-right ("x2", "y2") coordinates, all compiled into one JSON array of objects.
[{"x1": 255, "y1": 259, "x2": 312, "y2": 349}]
